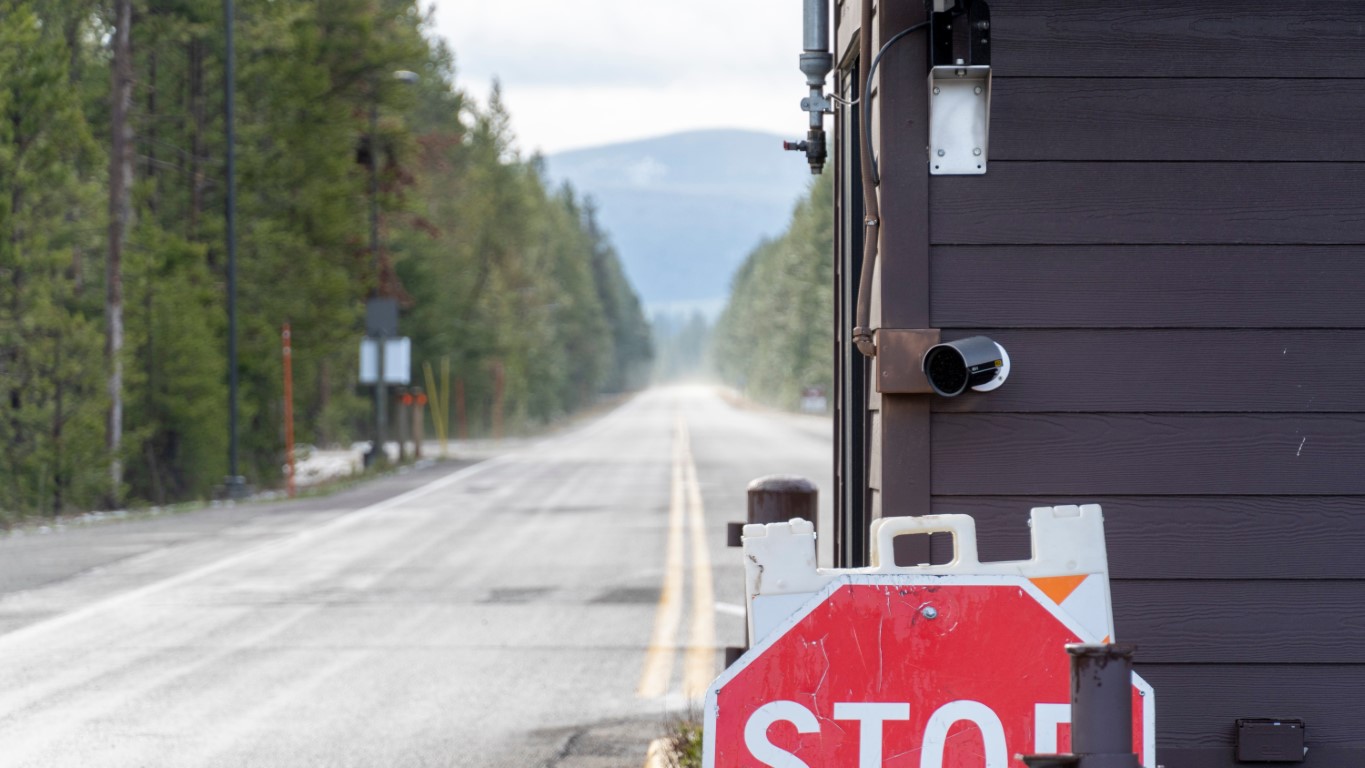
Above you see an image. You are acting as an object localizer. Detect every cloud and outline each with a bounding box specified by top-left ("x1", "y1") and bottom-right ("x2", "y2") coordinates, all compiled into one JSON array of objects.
[
  {"x1": 463, "y1": 79, "x2": 809, "y2": 155},
  {"x1": 624, "y1": 156, "x2": 668, "y2": 186},
  {"x1": 433, "y1": 0, "x2": 795, "y2": 75},
  {"x1": 456, "y1": 42, "x2": 680, "y2": 89},
  {"x1": 429, "y1": 0, "x2": 811, "y2": 152}
]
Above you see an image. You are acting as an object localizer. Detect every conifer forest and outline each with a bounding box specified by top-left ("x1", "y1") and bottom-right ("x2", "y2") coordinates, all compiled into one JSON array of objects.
[
  {"x1": 713, "y1": 175, "x2": 832, "y2": 411},
  {"x1": 0, "y1": 0, "x2": 651, "y2": 519}
]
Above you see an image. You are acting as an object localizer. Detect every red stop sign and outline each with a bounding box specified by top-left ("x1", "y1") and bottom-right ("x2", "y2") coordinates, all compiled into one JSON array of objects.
[{"x1": 705, "y1": 575, "x2": 1152, "y2": 767}]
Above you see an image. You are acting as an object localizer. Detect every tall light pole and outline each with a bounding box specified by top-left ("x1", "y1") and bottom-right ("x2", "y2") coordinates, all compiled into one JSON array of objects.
[
  {"x1": 364, "y1": 70, "x2": 418, "y2": 468},
  {"x1": 223, "y1": 0, "x2": 247, "y2": 498}
]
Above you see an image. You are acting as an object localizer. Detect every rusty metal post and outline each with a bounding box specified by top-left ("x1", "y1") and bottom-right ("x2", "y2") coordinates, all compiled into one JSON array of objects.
[
  {"x1": 1022, "y1": 643, "x2": 1141, "y2": 768},
  {"x1": 395, "y1": 389, "x2": 407, "y2": 463},
  {"x1": 728, "y1": 475, "x2": 818, "y2": 547},
  {"x1": 413, "y1": 389, "x2": 424, "y2": 459},
  {"x1": 748, "y1": 475, "x2": 818, "y2": 526},
  {"x1": 1070, "y1": 644, "x2": 1139, "y2": 767}
]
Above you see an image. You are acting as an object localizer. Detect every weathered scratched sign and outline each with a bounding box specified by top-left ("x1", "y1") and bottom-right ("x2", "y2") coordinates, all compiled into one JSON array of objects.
[
  {"x1": 704, "y1": 576, "x2": 1151, "y2": 767},
  {"x1": 704, "y1": 510, "x2": 1154, "y2": 767}
]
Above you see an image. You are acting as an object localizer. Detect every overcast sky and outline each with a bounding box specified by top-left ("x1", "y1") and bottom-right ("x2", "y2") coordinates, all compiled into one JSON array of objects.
[{"x1": 428, "y1": 1, "x2": 807, "y2": 155}]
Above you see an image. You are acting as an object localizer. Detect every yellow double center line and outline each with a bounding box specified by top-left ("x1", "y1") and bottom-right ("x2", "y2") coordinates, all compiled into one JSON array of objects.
[{"x1": 637, "y1": 415, "x2": 716, "y2": 699}]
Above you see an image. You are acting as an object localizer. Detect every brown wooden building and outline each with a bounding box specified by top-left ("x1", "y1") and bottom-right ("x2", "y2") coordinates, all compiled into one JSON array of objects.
[{"x1": 830, "y1": 1, "x2": 1365, "y2": 765}]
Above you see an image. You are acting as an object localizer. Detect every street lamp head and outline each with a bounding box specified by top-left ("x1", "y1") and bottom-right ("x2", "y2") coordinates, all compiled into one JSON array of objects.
[{"x1": 392, "y1": 70, "x2": 420, "y2": 85}]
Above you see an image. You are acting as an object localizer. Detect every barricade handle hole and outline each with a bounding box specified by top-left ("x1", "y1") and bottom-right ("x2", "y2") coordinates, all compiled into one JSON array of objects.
[{"x1": 892, "y1": 532, "x2": 955, "y2": 567}]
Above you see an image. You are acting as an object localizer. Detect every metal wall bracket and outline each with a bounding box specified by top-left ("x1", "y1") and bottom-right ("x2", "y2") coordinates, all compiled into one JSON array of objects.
[
  {"x1": 875, "y1": 328, "x2": 941, "y2": 393},
  {"x1": 800, "y1": 93, "x2": 833, "y2": 113},
  {"x1": 929, "y1": 65, "x2": 991, "y2": 175},
  {"x1": 931, "y1": 0, "x2": 992, "y2": 68}
]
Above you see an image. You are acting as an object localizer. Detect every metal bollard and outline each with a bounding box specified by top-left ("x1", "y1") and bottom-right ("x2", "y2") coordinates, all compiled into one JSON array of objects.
[
  {"x1": 1021, "y1": 643, "x2": 1142, "y2": 768},
  {"x1": 1070, "y1": 644, "x2": 1140, "y2": 767},
  {"x1": 727, "y1": 475, "x2": 818, "y2": 547}
]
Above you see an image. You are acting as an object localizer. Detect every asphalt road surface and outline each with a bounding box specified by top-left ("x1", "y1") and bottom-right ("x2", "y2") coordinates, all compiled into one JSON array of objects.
[{"x1": 0, "y1": 386, "x2": 831, "y2": 767}]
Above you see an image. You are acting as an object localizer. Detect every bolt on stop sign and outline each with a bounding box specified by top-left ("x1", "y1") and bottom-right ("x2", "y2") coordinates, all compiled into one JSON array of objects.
[{"x1": 704, "y1": 509, "x2": 1154, "y2": 767}]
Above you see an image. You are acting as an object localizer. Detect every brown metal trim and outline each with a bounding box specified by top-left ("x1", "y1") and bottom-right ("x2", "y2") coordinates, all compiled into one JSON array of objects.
[
  {"x1": 874, "y1": 1, "x2": 934, "y2": 527},
  {"x1": 877, "y1": 2, "x2": 931, "y2": 330},
  {"x1": 874, "y1": 328, "x2": 941, "y2": 394},
  {"x1": 835, "y1": 0, "x2": 860, "y2": 67},
  {"x1": 833, "y1": 58, "x2": 870, "y2": 567}
]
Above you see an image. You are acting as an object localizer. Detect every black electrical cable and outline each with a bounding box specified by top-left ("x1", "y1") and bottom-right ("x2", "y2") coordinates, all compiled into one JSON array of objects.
[
  {"x1": 861, "y1": 20, "x2": 930, "y2": 186},
  {"x1": 852, "y1": 16, "x2": 932, "y2": 357}
]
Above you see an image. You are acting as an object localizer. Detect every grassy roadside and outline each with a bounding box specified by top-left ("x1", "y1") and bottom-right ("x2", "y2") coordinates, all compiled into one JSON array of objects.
[{"x1": 658, "y1": 709, "x2": 704, "y2": 768}]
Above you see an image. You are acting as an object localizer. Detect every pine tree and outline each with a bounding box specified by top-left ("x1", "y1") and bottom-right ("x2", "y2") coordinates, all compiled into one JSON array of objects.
[
  {"x1": 0, "y1": 0, "x2": 653, "y2": 516},
  {"x1": 0, "y1": 1, "x2": 109, "y2": 517},
  {"x1": 714, "y1": 176, "x2": 833, "y2": 410}
]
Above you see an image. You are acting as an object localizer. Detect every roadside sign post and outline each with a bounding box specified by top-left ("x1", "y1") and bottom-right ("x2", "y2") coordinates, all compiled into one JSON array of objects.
[
  {"x1": 705, "y1": 508, "x2": 1154, "y2": 768},
  {"x1": 360, "y1": 297, "x2": 409, "y2": 466}
]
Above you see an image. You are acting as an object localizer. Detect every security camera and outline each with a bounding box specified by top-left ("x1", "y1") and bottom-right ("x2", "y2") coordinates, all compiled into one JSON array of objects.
[{"x1": 922, "y1": 336, "x2": 1010, "y2": 397}]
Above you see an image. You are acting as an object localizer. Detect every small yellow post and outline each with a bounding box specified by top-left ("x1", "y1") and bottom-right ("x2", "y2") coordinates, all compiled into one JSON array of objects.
[
  {"x1": 422, "y1": 361, "x2": 449, "y2": 458},
  {"x1": 440, "y1": 357, "x2": 451, "y2": 455}
]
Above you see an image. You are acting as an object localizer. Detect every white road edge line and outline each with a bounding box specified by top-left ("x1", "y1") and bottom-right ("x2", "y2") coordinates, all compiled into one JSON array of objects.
[{"x1": 0, "y1": 454, "x2": 515, "y2": 651}]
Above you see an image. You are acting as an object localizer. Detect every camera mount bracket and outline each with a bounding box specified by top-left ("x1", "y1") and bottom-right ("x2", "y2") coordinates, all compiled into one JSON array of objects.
[
  {"x1": 932, "y1": 0, "x2": 991, "y2": 68},
  {"x1": 928, "y1": 0, "x2": 992, "y2": 175},
  {"x1": 874, "y1": 328, "x2": 942, "y2": 394},
  {"x1": 929, "y1": 64, "x2": 991, "y2": 175}
]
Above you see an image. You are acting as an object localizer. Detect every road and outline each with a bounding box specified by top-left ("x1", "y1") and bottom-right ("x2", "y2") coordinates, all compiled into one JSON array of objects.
[{"x1": 0, "y1": 386, "x2": 831, "y2": 767}]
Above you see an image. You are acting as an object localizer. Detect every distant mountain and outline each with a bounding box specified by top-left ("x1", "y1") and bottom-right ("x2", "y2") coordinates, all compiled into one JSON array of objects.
[{"x1": 544, "y1": 129, "x2": 813, "y2": 314}]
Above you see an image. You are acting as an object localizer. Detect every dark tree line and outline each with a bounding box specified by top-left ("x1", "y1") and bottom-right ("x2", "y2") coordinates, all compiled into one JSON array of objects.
[
  {"x1": 0, "y1": 0, "x2": 650, "y2": 519},
  {"x1": 713, "y1": 175, "x2": 832, "y2": 410}
]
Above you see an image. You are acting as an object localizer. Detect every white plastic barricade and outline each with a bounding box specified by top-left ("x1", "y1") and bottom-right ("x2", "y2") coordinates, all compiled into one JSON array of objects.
[{"x1": 705, "y1": 506, "x2": 1156, "y2": 768}]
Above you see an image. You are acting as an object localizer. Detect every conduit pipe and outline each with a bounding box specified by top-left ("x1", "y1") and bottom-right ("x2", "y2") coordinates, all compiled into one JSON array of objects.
[{"x1": 853, "y1": 0, "x2": 879, "y2": 357}]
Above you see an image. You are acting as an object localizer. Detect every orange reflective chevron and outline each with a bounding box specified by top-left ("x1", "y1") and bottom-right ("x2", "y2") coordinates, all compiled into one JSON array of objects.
[{"x1": 1031, "y1": 574, "x2": 1088, "y2": 605}]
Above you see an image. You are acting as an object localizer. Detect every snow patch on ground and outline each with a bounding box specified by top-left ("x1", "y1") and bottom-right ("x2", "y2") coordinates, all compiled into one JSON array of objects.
[{"x1": 290, "y1": 444, "x2": 366, "y2": 488}]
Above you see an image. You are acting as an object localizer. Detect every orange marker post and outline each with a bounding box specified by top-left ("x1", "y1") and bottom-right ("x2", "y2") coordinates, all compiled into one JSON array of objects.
[
  {"x1": 282, "y1": 323, "x2": 296, "y2": 498},
  {"x1": 413, "y1": 391, "x2": 426, "y2": 459}
]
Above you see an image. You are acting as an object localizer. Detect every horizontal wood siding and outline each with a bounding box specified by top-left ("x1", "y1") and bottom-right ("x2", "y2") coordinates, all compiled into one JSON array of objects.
[
  {"x1": 933, "y1": 413, "x2": 1365, "y2": 495},
  {"x1": 932, "y1": 164, "x2": 1365, "y2": 245},
  {"x1": 932, "y1": 496, "x2": 1365, "y2": 580},
  {"x1": 922, "y1": 2, "x2": 1365, "y2": 760},
  {"x1": 932, "y1": 247, "x2": 1365, "y2": 328},
  {"x1": 1156, "y1": 747, "x2": 1361, "y2": 768},
  {"x1": 930, "y1": 330, "x2": 1365, "y2": 413},
  {"x1": 1111, "y1": 581, "x2": 1365, "y2": 664},
  {"x1": 1136, "y1": 665, "x2": 1365, "y2": 743},
  {"x1": 990, "y1": 79, "x2": 1365, "y2": 162},
  {"x1": 989, "y1": 0, "x2": 1365, "y2": 77}
]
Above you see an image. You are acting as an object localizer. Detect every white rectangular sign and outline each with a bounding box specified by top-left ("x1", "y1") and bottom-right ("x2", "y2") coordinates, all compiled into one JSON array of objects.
[{"x1": 359, "y1": 337, "x2": 411, "y2": 385}]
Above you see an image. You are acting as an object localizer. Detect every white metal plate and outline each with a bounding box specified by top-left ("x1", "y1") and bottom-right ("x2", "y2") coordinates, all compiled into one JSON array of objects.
[
  {"x1": 929, "y1": 65, "x2": 991, "y2": 175},
  {"x1": 358, "y1": 337, "x2": 411, "y2": 384}
]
